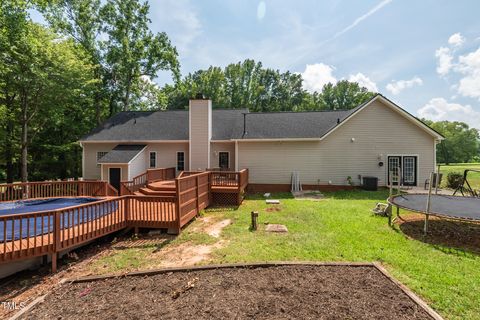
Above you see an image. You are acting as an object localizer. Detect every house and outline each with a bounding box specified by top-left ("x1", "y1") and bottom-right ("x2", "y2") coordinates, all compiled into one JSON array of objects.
[{"x1": 80, "y1": 94, "x2": 444, "y2": 192}]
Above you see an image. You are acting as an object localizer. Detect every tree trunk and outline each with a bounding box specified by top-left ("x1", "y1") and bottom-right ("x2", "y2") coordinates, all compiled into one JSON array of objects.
[
  {"x1": 5, "y1": 120, "x2": 14, "y2": 183},
  {"x1": 20, "y1": 96, "x2": 28, "y2": 182}
]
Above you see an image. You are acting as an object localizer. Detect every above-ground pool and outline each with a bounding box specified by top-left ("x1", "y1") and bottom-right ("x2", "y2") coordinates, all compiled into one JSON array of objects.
[
  {"x1": 0, "y1": 198, "x2": 100, "y2": 215},
  {"x1": 0, "y1": 197, "x2": 118, "y2": 242}
]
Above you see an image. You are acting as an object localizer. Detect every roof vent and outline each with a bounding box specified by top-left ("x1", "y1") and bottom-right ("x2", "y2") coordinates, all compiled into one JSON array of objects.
[
  {"x1": 337, "y1": 118, "x2": 340, "y2": 124},
  {"x1": 133, "y1": 113, "x2": 137, "y2": 124}
]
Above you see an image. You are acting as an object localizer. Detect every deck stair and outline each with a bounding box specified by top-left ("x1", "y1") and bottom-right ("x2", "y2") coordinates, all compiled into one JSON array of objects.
[{"x1": 137, "y1": 180, "x2": 176, "y2": 197}]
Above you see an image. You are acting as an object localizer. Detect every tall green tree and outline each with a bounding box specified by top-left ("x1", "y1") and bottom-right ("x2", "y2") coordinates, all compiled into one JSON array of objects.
[
  {"x1": 41, "y1": 0, "x2": 106, "y2": 124},
  {"x1": 162, "y1": 60, "x2": 374, "y2": 112},
  {"x1": 101, "y1": 0, "x2": 179, "y2": 113},
  {"x1": 423, "y1": 120, "x2": 480, "y2": 164}
]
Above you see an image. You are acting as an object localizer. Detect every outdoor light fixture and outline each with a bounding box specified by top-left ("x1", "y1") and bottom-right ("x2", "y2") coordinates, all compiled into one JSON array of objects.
[{"x1": 351, "y1": 137, "x2": 355, "y2": 142}]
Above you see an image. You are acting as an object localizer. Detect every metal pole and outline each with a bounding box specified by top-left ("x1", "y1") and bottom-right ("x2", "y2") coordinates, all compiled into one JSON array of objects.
[
  {"x1": 434, "y1": 166, "x2": 439, "y2": 195},
  {"x1": 424, "y1": 172, "x2": 434, "y2": 235}
]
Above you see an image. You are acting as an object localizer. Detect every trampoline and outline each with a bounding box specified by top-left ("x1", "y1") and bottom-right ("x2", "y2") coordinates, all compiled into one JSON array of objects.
[{"x1": 389, "y1": 194, "x2": 480, "y2": 222}]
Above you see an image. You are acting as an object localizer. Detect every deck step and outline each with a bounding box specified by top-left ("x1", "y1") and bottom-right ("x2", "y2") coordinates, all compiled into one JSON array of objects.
[{"x1": 138, "y1": 188, "x2": 176, "y2": 196}]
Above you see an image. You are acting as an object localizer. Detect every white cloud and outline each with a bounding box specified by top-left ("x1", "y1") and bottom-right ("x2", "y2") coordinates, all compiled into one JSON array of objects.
[
  {"x1": 448, "y1": 33, "x2": 465, "y2": 47},
  {"x1": 348, "y1": 73, "x2": 378, "y2": 92},
  {"x1": 435, "y1": 47, "x2": 453, "y2": 76},
  {"x1": 418, "y1": 98, "x2": 480, "y2": 129},
  {"x1": 257, "y1": 1, "x2": 266, "y2": 21},
  {"x1": 456, "y1": 47, "x2": 480, "y2": 99},
  {"x1": 149, "y1": 0, "x2": 202, "y2": 55},
  {"x1": 385, "y1": 76, "x2": 423, "y2": 95},
  {"x1": 301, "y1": 64, "x2": 378, "y2": 93},
  {"x1": 301, "y1": 63, "x2": 337, "y2": 92},
  {"x1": 333, "y1": 0, "x2": 393, "y2": 39}
]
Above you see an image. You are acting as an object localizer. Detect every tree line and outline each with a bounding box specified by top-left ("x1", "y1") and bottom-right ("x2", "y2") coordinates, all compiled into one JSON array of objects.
[{"x1": 0, "y1": 0, "x2": 478, "y2": 183}]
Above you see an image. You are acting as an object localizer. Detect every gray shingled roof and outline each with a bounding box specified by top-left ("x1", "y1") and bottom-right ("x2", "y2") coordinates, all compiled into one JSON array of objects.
[
  {"x1": 97, "y1": 145, "x2": 146, "y2": 163},
  {"x1": 81, "y1": 100, "x2": 368, "y2": 141}
]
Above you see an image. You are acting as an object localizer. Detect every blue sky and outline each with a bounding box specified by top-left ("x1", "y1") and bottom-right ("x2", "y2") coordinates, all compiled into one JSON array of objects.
[{"x1": 32, "y1": 1, "x2": 480, "y2": 128}]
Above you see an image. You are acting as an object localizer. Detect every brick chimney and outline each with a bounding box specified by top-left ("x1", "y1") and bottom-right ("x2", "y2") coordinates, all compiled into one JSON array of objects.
[{"x1": 189, "y1": 94, "x2": 212, "y2": 170}]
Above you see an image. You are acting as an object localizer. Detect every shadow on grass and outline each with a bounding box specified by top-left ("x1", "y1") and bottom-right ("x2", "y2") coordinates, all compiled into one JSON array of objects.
[
  {"x1": 399, "y1": 216, "x2": 480, "y2": 256},
  {"x1": 323, "y1": 189, "x2": 390, "y2": 200},
  {"x1": 246, "y1": 192, "x2": 294, "y2": 200}
]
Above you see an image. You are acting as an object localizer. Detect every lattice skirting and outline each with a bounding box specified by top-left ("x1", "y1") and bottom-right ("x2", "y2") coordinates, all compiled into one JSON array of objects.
[{"x1": 212, "y1": 192, "x2": 243, "y2": 206}]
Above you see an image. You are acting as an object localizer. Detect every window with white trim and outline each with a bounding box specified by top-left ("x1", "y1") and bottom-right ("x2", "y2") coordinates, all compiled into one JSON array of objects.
[
  {"x1": 96, "y1": 151, "x2": 108, "y2": 168},
  {"x1": 149, "y1": 152, "x2": 156, "y2": 168},
  {"x1": 177, "y1": 152, "x2": 185, "y2": 171}
]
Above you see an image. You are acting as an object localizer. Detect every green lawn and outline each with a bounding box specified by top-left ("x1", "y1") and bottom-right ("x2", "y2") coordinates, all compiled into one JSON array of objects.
[
  {"x1": 439, "y1": 163, "x2": 480, "y2": 190},
  {"x1": 92, "y1": 190, "x2": 480, "y2": 320}
]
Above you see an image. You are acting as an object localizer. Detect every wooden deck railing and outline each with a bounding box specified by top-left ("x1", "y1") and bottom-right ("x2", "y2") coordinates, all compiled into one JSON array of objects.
[
  {"x1": 176, "y1": 172, "x2": 210, "y2": 228},
  {"x1": 0, "y1": 169, "x2": 249, "y2": 272},
  {"x1": 120, "y1": 167, "x2": 176, "y2": 195},
  {"x1": 0, "y1": 195, "x2": 178, "y2": 271},
  {"x1": 0, "y1": 181, "x2": 117, "y2": 202}
]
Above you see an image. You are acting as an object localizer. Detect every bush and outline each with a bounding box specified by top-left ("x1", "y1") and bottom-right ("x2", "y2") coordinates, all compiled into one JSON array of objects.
[{"x1": 447, "y1": 172, "x2": 464, "y2": 189}]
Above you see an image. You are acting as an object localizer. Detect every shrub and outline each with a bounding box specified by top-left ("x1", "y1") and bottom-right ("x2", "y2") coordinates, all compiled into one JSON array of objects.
[{"x1": 447, "y1": 172, "x2": 463, "y2": 189}]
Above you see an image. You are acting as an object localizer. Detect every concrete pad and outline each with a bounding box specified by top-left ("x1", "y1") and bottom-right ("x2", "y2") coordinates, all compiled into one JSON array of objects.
[
  {"x1": 266, "y1": 199, "x2": 280, "y2": 204},
  {"x1": 265, "y1": 224, "x2": 288, "y2": 233}
]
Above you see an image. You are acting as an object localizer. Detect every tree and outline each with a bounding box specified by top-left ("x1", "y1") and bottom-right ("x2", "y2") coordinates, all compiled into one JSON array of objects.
[
  {"x1": 101, "y1": 0, "x2": 179, "y2": 113},
  {"x1": 423, "y1": 120, "x2": 480, "y2": 164},
  {"x1": 1, "y1": 2, "x2": 96, "y2": 181},
  {"x1": 316, "y1": 80, "x2": 376, "y2": 110},
  {"x1": 162, "y1": 60, "x2": 374, "y2": 112},
  {"x1": 41, "y1": 0, "x2": 106, "y2": 124}
]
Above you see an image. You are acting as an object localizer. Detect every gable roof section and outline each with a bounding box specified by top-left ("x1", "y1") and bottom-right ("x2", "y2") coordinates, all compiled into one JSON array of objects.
[
  {"x1": 81, "y1": 94, "x2": 443, "y2": 142},
  {"x1": 97, "y1": 144, "x2": 146, "y2": 164},
  {"x1": 318, "y1": 94, "x2": 444, "y2": 141}
]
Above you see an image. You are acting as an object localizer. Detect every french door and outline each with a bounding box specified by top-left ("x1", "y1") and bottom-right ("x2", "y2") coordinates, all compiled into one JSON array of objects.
[{"x1": 387, "y1": 156, "x2": 417, "y2": 186}]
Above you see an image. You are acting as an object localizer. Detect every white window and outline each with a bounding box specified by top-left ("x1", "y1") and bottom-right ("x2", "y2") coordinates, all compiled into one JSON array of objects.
[
  {"x1": 149, "y1": 152, "x2": 156, "y2": 168},
  {"x1": 96, "y1": 151, "x2": 108, "y2": 168}
]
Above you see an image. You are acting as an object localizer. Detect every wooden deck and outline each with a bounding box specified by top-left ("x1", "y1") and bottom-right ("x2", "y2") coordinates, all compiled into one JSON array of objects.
[{"x1": 0, "y1": 169, "x2": 249, "y2": 272}]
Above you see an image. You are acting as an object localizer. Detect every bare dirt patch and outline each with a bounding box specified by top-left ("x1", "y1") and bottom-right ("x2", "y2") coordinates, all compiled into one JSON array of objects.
[
  {"x1": 265, "y1": 206, "x2": 282, "y2": 212},
  {"x1": 152, "y1": 241, "x2": 226, "y2": 267},
  {"x1": 204, "y1": 219, "x2": 231, "y2": 238},
  {"x1": 28, "y1": 265, "x2": 434, "y2": 320},
  {"x1": 292, "y1": 190, "x2": 325, "y2": 200}
]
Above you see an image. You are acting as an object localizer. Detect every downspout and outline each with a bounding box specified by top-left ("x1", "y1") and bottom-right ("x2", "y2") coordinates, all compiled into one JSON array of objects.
[{"x1": 242, "y1": 113, "x2": 247, "y2": 138}]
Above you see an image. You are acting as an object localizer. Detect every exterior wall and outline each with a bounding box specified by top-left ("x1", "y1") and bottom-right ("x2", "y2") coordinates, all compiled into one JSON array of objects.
[
  {"x1": 210, "y1": 142, "x2": 235, "y2": 170},
  {"x1": 82, "y1": 142, "x2": 118, "y2": 180},
  {"x1": 101, "y1": 164, "x2": 128, "y2": 182},
  {"x1": 189, "y1": 99, "x2": 211, "y2": 170},
  {"x1": 128, "y1": 149, "x2": 147, "y2": 180},
  {"x1": 146, "y1": 143, "x2": 189, "y2": 172},
  {"x1": 237, "y1": 100, "x2": 436, "y2": 187}
]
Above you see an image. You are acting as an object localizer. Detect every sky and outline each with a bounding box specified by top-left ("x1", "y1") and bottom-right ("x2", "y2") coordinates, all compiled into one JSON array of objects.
[{"x1": 31, "y1": 0, "x2": 480, "y2": 128}]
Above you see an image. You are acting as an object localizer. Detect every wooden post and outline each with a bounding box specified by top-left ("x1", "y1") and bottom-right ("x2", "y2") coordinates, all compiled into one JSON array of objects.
[
  {"x1": 251, "y1": 211, "x2": 258, "y2": 231},
  {"x1": 124, "y1": 197, "x2": 130, "y2": 225},
  {"x1": 196, "y1": 175, "x2": 200, "y2": 216},
  {"x1": 424, "y1": 172, "x2": 434, "y2": 235},
  {"x1": 175, "y1": 178, "x2": 181, "y2": 234},
  {"x1": 52, "y1": 212, "x2": 61, "y2": 272}
]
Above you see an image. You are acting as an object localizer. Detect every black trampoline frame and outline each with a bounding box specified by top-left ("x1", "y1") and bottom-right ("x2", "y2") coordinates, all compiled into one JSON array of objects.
[{"x1": 388, "y1": 193, "x2": 480, "y2": 224}]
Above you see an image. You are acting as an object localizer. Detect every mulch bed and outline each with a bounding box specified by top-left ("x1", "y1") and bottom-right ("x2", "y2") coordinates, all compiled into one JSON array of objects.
[
  {"x1": 398, "y1": 214, "x2": 480, "y2": 254},
  {"x1": 27, "y1": 265, "x2": 434, "y2": 320}
]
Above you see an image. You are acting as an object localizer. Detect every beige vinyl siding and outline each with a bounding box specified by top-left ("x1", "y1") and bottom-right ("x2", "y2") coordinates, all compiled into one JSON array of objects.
[
  {"x1": 189, "y1": 99, "x2": 211, "y2": 170},
  {"x1": 82, "y1": 143, "x2": 118, "y2": 180},
  {"x1": 146, "y1": 143, "x2": 189, "y2": 172},
  {"x1": 128, "y1": 149, "x2": 147, "y2": 180},
  {"x1": 101, "y1": 164, "x2": 128, "y2": 182},
  {"x1": 210, "y1": 142, "x2": 235, "y2": 170},
  {"x1": 238, "y1": 100, "x2": 436, "y2": 186}
]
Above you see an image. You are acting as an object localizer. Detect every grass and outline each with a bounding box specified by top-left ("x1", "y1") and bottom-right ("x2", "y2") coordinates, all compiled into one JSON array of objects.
[
  {"x1": 439, "y1": 163, "x2": 480, "y2": 190},
  {"x1": 91, "y1": 190, "x2": 480, "y2": 319}
]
